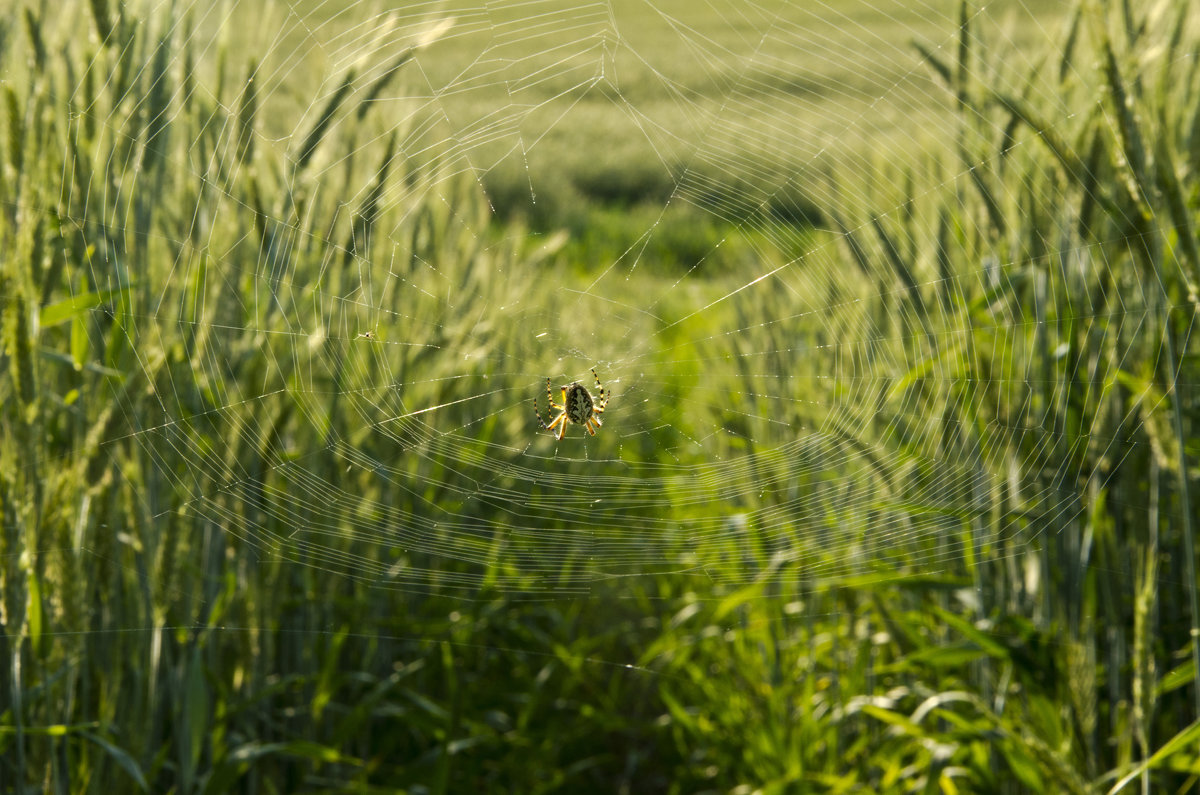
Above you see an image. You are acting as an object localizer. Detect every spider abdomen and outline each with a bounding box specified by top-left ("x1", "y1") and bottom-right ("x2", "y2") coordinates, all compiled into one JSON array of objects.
[{"x1": 564, "y1": 383, "x2": 594, "y2": 425}]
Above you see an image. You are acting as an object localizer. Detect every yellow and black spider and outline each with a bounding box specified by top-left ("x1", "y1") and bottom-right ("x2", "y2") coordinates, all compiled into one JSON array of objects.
[{"x1": 534, "y1": 368, "x2": 609, "y2": 439}]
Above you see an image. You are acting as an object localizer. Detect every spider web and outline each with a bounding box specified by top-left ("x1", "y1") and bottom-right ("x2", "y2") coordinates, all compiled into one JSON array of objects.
[
  {"x1": 55, "y1": 0, "x2": 1129, "y2": 602},
  {"x1": 42, "y1": 0, "x2": 1177, "y2": 607}
]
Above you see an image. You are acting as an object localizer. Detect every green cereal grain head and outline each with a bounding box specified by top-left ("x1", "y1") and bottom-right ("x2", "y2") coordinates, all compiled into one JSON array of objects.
[
  {"x1": 294, "y1": 69, "x2": 357, "y2": 175},
  {"x1": 22, "y1": 7, "x2": 46, "y2": 73},
  {"x1": 4, "y1": 287, "x2": 36, "y2": 414},
  {"x1": 236, "y1": 61, "x2": 258, "y2": 166},
  {"x1": 89, "y1": 0, "x2": 114, "y2": 44},
  {"x1": 5, "y1": 83, "x2": 24, "y2": 178},
  {"x1": 140, "y1": 33, "x2": 172, "y2": 174}
]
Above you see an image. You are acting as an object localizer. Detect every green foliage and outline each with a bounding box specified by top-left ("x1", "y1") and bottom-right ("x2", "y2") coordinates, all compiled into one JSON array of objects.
[{"x1": 1, "y1": 0, "x2": 1199, "y2": 793}]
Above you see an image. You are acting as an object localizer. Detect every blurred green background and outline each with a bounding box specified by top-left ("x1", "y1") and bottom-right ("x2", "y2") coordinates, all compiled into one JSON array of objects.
[{"x1": 3, "y1": 0, "x2": 1200, "y2": 792}]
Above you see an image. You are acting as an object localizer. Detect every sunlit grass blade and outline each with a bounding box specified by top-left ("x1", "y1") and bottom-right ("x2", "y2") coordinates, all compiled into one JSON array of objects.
[{"x1": 1106, "y1": 718, "x2": 1200, "y2": 794}]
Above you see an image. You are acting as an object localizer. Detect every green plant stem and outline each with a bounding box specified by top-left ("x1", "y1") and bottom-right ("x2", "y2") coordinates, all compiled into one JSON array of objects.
[{"x1": 1162, "y1": 312, "x2": 1200, "y2": 720}]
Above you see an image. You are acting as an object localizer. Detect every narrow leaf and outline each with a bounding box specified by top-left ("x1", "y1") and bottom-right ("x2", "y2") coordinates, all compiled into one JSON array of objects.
[
  {"x1": 40, "y1": 287, "x2": 130, "y2": 327},
  {"x1": 1107, "y1": 718, "x2": 1200, "y2": 794},
  {"x1": 81, "y1": 731, "x2": 149, "y2": 792}
]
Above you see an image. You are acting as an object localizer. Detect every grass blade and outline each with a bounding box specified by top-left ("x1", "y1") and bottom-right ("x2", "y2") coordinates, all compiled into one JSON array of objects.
[
  {"x1": 1107, "y1": 718, "x2": 1200, "y2": 794},
  {"x1": 80, "y1": 731, "x2": 149, "y2": 792}
]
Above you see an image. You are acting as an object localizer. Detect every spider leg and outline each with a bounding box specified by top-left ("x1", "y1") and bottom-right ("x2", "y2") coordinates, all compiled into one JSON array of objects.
[
  {"x1": 591, "y1": 367, "x2": 608, "y2": 410},
  {"x1": 551, "y1": 412, "x2": 568, "y2": 440},
  {"x1": 535, "y1": 390, "x2": 551, "y2": 430},
  {"x1": 543, "y1": 380, "x2": 567, "y2": 411},
  {"x1": 536, "y1": 379, "x2": 564, "y2": 430}
]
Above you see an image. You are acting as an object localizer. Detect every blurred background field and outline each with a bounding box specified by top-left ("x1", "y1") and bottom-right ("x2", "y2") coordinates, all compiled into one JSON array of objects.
[{"x1": 2, "y1": 0, "x2": 1199, "y2": 792}]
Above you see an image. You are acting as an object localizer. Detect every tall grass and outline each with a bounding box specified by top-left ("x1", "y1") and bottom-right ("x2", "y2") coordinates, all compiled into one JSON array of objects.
[
  {"x1": 681, "y1": 1, "x2": 1200, "y2": 788},
  {"x1": 0, "y1": 0, "x2": 1198, "y2": 792}
]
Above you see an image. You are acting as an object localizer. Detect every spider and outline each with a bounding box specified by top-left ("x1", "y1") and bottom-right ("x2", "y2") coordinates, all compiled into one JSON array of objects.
[{"x1": 534, "y1": 368, "x2": 609, "y2": 439}]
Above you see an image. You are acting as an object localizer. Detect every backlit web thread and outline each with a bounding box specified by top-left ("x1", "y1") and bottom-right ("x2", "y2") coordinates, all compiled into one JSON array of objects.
[{"x1": 59, "y1": 0, "x2": 1158, "y2": 597}]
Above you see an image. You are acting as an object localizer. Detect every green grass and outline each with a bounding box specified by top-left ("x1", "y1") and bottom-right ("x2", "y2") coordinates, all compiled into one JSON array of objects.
[
  {"x1": 2, "y1": 0, "x2": 1199, "y2": 792},
  {"x1": 212, "y1": 0, "x2": 1070, "y2": 243}
]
